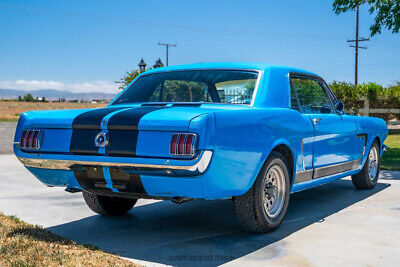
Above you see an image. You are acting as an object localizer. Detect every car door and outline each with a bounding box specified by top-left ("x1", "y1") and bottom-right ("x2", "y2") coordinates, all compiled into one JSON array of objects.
[
  {"x1": 340, "y1": 114, "x2": 364, "y2": 161},
  {"x1": 290, "y1": 75, "x2": 352, "y2": 177}
]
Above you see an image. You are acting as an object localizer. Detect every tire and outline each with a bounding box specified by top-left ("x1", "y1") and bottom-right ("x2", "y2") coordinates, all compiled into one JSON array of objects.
[
  {"x1": 234, "y1": 151, "x2": 291, "y2": 233},
  {"x1": 82, "y1": 191, "x2": 137, "y2": 216},
  {"x1": 351, "y1": 141, "x2": 380, "y2": 190}
]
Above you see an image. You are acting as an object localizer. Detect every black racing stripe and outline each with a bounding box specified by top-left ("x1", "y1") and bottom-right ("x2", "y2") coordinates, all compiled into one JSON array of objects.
[
  {"x1": 109, "y1": 168, "x2": 147, "y2": 194},
  {"x1": 69, "y1": 107, "x2": 127, "y2": 154},
  {"x1": 84, "y1": 190, "x2": 147, "y2": 199},
  {"x1": 70, "y1": 129, "x2": 99, "y2": 155},
  {"x1": 72, "y1": 166, "x2": 146, "y2": 195},
  {"x1": 105, "y1": 106, "x2": 166, "y2": 156},
  {"x1": 106, "y1": 129, "x2": 137, "y2": 156},
  {"x1": 71, "y1": 107, "x2": 126, "y2": 129},
  {"x1": 72, "y1": 166, "x2": 111, "y2": 192},
  {"x1": 106, "y1": 106, "x2": 162, "y2": 130},
  {"x1": 69, "y1": 106, "x2": 165, "y2": 156}
]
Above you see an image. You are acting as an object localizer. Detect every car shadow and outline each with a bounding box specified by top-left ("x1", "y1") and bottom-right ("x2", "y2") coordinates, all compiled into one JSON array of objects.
[{"x1": 46, "y1": 179, "x2": 390, "y2": 266}]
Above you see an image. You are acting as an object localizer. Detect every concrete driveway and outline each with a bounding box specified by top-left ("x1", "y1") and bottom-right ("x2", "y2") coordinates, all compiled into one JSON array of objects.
[
  {"x1": 0, "y1": 154, "x2": 399, "y2": 266},
  {"x1": 0, "y1": 122, "x2": 17, "y2": 154}
]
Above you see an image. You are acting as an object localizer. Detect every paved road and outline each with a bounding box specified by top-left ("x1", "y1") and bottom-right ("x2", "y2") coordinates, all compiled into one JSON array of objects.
[
  {"x1": 0, "y1": 122, "x2": 17, "y2": 154},
  {"x1": 1, "y1": 154, "x2": 399, "y2": 266}
]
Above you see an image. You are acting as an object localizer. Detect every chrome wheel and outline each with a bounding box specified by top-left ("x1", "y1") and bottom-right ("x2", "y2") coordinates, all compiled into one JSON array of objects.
[
  {"x1": 368, "y1": 145, "x2": 379, "y2": 181},
  {"x1": 263, "y1": 164, "x2": 286, "y2": 218}
]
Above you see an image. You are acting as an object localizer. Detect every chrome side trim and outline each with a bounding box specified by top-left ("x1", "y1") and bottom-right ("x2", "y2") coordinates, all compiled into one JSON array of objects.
[
  {"x1": 294, "y1": 158, "x2": 362, "y2": 184},
  {"x1": 301, "y1": 138, "x2": 305, "y2": 171},
  {"x1": 313, "y1": 159, "x2": 360, "y2": 179},
  {"x1": 17, "y1": 150, "x2": 213, "y2": 174},
  {"x1": 295, "y1": 169, "x2": 313, "y2": 183},
  {"x1": 357, "y1": 134, "x2": 368, "y2": 158},
  {"x1": 249, "y1": 70, "x2": 263, "y2": 106},
  {"x1": 383, "y1": 144, "x2": 389, "y2": 152}
]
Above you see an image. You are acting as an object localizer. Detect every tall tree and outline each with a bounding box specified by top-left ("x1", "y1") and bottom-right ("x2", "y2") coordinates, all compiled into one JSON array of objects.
[{"x1": 333, "y1": 0, "x2": 400, "y2": 36}]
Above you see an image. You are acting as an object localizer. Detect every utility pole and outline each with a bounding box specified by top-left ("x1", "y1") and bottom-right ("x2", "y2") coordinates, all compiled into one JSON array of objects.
[
  {"x1": 158, "y1": 42, "x2": 177, "y2": 66},
  {"x1": 347, "y1": 5, "x2": 369, "y2": 86}
]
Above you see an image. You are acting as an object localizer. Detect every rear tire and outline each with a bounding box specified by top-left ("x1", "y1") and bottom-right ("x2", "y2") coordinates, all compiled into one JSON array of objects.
[
  {"x1": 234, "y1": 151, "x2": 290, "y2": 233},
  {"x1": 82, "y1": 191, "x2": 137, "y2": 216},
  {"x1": 351, "y1": 141, "x2": 380, "y2": 190}
]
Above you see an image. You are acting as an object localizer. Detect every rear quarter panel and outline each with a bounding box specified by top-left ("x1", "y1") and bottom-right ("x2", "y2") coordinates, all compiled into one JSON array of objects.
[{"x1": 204, "y1": 108, "x2": 314, "y2": 198}]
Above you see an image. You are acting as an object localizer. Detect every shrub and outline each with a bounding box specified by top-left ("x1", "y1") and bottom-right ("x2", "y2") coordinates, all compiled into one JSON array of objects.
[
  {"x1": 329, "y1": 81, "x2": 400, "y2": 121},
  {"x1": 329, "y1": 81, "x2": 365, "y2": 112}
]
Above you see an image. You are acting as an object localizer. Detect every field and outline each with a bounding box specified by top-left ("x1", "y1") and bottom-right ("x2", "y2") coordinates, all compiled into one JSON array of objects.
[
  {"x1": 0, "y1": 213, "x2": 136, "y2": 266},
  {"x1": 0, "y1": 100, "x2": 106, "y2": 122},
  {"x1": 382, "y1": 134, "x2": 400, "y2": 171}
]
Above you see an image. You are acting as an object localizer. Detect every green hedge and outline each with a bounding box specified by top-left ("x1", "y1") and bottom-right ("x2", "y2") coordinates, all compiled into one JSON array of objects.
[{"x1": 329, "y1": 81, "x2": 400, "y2": 121}]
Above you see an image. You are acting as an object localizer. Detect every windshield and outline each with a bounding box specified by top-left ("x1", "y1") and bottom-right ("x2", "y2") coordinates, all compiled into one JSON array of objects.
[{"x1": 112, "y1": 70, "x2": 259, "y2": 105}]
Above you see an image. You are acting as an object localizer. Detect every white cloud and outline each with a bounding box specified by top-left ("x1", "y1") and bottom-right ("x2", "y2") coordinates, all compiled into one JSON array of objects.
[
  {"x1": 68, "y1": 81, "x2": 119, "y2": 93},
  {"x1": 0, "y1": 80, "x2": 64, "y2": 90},
  {"x1": 0, "y1": 80, "x2": 119, "y2": 93},
  {"x1": 16, "y1": 80, "x2": 65, "y2": 90}
]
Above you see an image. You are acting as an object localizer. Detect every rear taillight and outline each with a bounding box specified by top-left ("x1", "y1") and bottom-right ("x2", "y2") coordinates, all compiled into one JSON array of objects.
[
  {"x1": 170, "y1": 134, "x2": 178, "y2": 154},
  {"x1": 32, "y1": 131, "x2": 39, "y2": 148},
  {"x1": 20, "y1": 129, "x2": 43, "y2": 150},
  {"x1": 170, "y1": 133, "x2": 197, "y2": 157},
  {"x1": 185, "y1": 134, "x2": 194, "y2": 155},
  {"x1": 20, "y1": 131, "x2": 27, "y2": 147}
]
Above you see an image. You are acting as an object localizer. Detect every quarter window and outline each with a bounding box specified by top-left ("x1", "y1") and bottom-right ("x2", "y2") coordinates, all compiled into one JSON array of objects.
[
  {"x1": 289, "y1": 85, "x2": 300, "y2": 111},
  {"x1": 291, "y1": 77, "x2": 334, "y2": 114}
]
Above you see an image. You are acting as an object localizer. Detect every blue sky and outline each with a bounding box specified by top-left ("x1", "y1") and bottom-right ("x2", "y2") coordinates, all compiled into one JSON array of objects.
[{"x1": 0, "y1": 0, "x2": 399, "y2": 93}]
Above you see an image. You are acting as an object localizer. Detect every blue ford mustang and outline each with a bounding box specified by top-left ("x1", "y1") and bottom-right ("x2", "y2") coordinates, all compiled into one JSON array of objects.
[{"x1": 14, "y1": 63, "x2": 388, "y2": 233}]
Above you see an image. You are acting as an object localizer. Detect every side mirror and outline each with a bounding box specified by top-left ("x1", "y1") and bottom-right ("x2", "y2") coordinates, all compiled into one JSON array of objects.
[{"x1": 335, "y1": 101, "x2": 344, "y2": 114}]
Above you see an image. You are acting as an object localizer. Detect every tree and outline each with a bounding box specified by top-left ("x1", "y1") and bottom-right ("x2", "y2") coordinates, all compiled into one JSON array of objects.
[
  {"x1": 23, "y1": 93, "x2": 35, "y2": 102},
  {"x1": 333, "y1": 0, "x2": 400, "y2": 36},
  {"x1": 115, "y1": 69, "x2": 140, "y2": 90}
]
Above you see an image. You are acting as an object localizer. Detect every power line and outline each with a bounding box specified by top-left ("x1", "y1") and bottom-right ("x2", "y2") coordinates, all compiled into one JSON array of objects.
[
  {"x1": 347, "y1": 5, "x2": 369, "y2": 86},
  {"x1": 0, "y1": 2, "x2": 348, "y2": 41},
  {"x1": 158, "y1": 42, "x2": 177, "y2": 66}
]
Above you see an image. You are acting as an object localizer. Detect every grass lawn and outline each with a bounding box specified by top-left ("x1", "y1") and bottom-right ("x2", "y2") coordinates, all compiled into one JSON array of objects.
[
  {"x1": 0, "y1": 101, "x2": 106, "y2": 122},
  {"x1": 0, "y1": 213, "x2": 137, "y2": 266},
  {"x1": 382, "y1": 134, "x2": 400, "y2": 171}
]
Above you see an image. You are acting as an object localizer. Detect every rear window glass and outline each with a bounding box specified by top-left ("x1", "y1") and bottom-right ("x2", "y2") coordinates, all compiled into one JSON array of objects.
[{"x1": 112, "y1": 70, "x2": 259, "y2": 105}]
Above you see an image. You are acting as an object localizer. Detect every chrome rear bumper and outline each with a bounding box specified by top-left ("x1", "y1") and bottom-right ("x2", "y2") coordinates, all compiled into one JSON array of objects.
[{"x1": 15, "y1": 144, "x2": 212, "y2": 175}]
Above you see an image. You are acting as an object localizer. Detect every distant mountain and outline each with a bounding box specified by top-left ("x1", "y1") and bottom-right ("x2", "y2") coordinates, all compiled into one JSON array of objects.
[{"x1": 0, "y1": 88, "x2": 117, "y2": 101}]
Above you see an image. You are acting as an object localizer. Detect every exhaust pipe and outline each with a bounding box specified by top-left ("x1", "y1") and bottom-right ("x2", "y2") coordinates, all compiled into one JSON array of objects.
[
  {"x1": 65, "y1": 187, "x2": 82, "y2": 193},
  {"x1": 171, "y1": 197, "x2": 192, "y2": 204}
]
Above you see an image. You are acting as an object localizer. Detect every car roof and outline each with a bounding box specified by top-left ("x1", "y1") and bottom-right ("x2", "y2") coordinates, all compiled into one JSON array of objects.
[{"x1": 144, "y1": 62, "x2": 318, "y2": 76}]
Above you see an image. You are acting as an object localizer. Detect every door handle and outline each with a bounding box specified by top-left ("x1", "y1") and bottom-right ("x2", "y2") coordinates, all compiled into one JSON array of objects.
[{"x1": 312, "y1": 118, "x2": 322, "y2": 125}]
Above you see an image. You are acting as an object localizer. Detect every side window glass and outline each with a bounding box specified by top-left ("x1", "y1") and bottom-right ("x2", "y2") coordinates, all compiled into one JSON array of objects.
[
  {"x1": 291, "y1": 78, "x2": 334, "y2": 114},
  {"x1": 290, "y1": 86, "x2": 300, "y2": 111}
]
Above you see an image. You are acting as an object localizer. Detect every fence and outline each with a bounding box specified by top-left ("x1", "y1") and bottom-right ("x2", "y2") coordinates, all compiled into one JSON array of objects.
[
  {"x1": 353, "y1": 97, "x2": 400, "y2": 116},
  {"x1": 346, "y1": 97, "x2": 400, "y2": 134}
]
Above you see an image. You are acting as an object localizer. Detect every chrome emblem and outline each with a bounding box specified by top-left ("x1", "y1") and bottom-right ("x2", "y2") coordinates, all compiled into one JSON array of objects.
[{"x1": 94, "y1": 132, "x2": 109, "y2": 148}]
